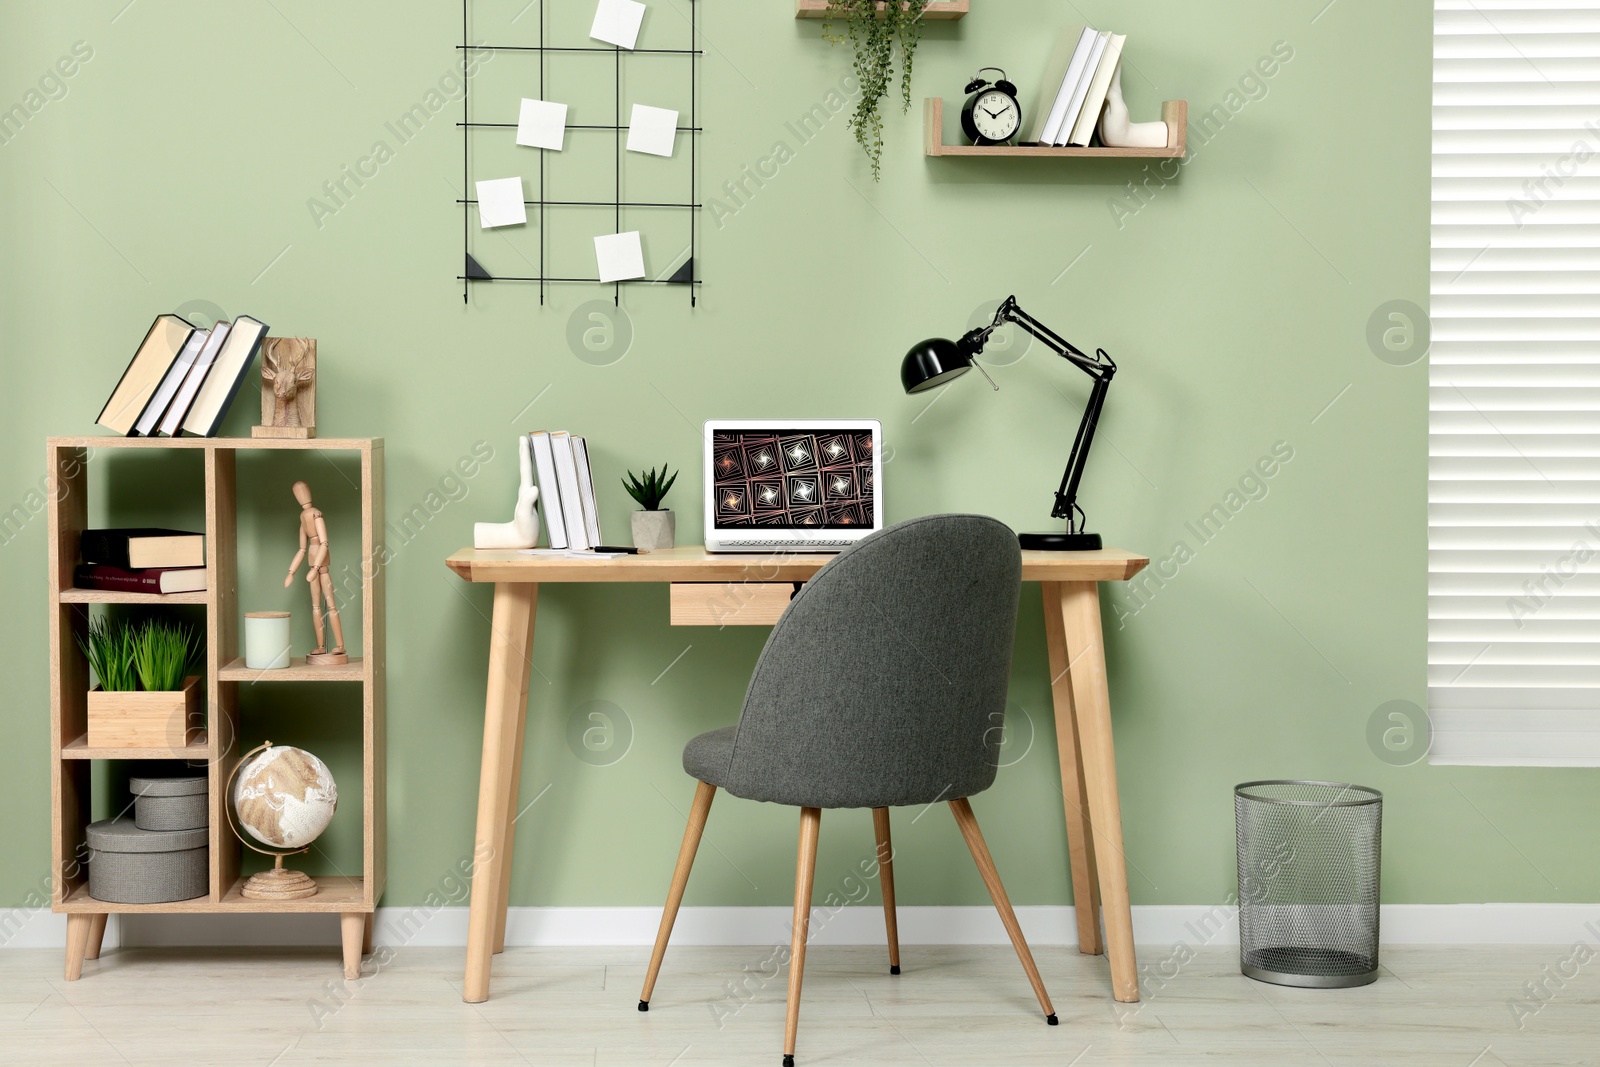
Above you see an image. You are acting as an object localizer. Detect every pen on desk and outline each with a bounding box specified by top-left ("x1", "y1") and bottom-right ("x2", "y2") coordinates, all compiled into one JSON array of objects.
[{"x1": 592, "y1": 545, "x2": 640, "y2": 554}]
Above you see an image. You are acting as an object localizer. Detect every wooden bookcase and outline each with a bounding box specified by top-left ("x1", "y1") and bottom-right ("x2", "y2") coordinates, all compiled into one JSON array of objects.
[{"x1": 46, "y1": 436, "x2": 385, "y2": 980}]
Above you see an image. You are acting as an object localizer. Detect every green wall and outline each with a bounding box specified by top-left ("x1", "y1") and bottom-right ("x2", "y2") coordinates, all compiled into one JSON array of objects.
[{"x1": 4, "y1": 0, "x2": 1588, "y2": 915}]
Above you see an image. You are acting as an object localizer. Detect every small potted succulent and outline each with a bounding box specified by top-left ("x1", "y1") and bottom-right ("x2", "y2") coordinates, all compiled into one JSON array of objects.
[
  {"x1": 623, "y1": 465, "x2": 679, "y2": 552},
  {"x1": 79, "y1": 617, "x2": 203, "y2": 748}
]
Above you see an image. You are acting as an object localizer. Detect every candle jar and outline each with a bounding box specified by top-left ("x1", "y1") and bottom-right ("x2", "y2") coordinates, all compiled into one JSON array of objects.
[{"x1": 243, "y1": 611, "x2": 292, "y2": 669}]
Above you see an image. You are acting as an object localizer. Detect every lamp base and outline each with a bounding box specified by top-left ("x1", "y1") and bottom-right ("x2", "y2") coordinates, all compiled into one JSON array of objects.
[{"x1": 1019, "y1": 531, "x2": 1103, "y2": 552}]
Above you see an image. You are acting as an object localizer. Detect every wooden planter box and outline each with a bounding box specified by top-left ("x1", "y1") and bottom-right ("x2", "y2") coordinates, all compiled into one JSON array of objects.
[{"x1": 86, "y1": 676, "x2": 202, "y2": 748}]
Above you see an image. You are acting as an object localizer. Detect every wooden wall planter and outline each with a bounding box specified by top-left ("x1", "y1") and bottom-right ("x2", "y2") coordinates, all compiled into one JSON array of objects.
[
  {"x1": 795, "y1": 0, "x2": 968, "y2": 18},
  {"x1": 86, "y1": 676, "x2": 202, "y2": 749}
]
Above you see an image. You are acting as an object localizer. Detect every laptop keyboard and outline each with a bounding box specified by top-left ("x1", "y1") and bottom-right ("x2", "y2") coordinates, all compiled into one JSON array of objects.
[{"x1": 722, "y1": 539, "x2": 855, "y2": 548}]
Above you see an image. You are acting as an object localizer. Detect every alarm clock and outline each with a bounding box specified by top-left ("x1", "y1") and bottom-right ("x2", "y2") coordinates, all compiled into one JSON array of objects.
[{"x1": 960, "y1": 67, "x2": 1023, "y2": 146}]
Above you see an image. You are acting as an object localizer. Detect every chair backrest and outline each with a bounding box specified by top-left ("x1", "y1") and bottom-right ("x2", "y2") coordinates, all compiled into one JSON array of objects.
[{"x1": 719, "y1": 513, "x2": 1022, "y2": 808}]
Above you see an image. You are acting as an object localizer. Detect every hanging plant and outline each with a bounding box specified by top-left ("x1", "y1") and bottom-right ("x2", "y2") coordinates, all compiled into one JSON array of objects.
[{"x1": 823, "y1": 0, "x2": 928, "y2": 180}]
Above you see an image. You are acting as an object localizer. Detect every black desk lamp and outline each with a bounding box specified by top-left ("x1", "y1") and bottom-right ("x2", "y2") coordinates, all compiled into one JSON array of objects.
[{"x1": 901, "y1": 295, "x2": 1117, "y2": 551}]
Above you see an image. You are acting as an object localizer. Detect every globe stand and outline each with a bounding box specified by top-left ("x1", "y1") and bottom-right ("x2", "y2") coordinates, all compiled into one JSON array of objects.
[{"x1": 241, "y1": 855, "x2": 319, "y2": 901}]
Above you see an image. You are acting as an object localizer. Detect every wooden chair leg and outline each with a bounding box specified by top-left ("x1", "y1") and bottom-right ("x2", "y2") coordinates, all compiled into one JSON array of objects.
[
  {"x1": 872, "y1": 807, "x2": 900, "y2": 975},
  {"x1": 785, "y1": 807, "x2": 822, "y2": 1067},
  {"x1": 84, "y1": 913, "x2": 108, "y2": 961},
  {"x1": 639, "y1": 780, "x2": 716, "y2": 1010},
  {"x1": 949, "y1": 798, "x2": 1058, "y2": 1025},
  {"x1": 64, "y1": 914, "x2": 93, "y2": 981}
]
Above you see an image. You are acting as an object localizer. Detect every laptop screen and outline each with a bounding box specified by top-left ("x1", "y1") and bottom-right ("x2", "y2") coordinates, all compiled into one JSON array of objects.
[{"x1": 711, "y1": 429, "x2": 876, "y2": 529}]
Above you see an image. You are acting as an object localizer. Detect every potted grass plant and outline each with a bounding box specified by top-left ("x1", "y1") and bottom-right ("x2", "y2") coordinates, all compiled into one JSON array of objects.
[
  {"x1": 623, "y1": 465, "x2": 679, "y2": 552},
  {"x1": 80, "y1": 618, "x2": 203, "y2": 749}
]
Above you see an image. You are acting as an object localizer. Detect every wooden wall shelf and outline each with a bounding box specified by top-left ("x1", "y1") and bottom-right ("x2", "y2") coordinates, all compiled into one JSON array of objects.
[
  {"x1": 795, "y1": 0, "x2": 968, "y2": 18},
  {"x1": 46, "y1": 435, "x2": 385, "y2": 980},
  {"x1": 924, "y1": 98, "x2": 1187, "y2": 158}
]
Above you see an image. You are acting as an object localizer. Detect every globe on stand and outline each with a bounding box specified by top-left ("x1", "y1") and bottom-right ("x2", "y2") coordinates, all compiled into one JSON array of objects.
[{"x1": 226, "y1": 741, "x2": 339, "y2": 900}]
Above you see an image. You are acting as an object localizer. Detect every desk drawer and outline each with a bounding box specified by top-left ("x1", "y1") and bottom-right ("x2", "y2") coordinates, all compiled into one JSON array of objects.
[{"x1": 670, "y1": 582, "x2": 799, "y2": 626}]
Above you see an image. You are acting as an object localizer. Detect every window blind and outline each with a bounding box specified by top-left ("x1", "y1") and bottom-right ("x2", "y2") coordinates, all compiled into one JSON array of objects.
[{"x1": 1430, "y1": 0, "x2": 1600, "y2": 764}]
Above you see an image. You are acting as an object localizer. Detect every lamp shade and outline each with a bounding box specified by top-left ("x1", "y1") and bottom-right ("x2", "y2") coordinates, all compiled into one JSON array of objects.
[{"x1": 901, "y1": 337, "x2": 971, "y2": 394}]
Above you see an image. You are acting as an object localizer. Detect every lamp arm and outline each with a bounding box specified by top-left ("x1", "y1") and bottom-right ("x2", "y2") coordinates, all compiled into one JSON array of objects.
[
  {"x1": 962, "y1": 295, "x2": 1116, "y2": 381},
  {"x1": 961, "y1": 296, "x2": 1117, "y2": 533},
  {"x1": 1052, "y1": 374, "x2": 1111, "y2": 526}
]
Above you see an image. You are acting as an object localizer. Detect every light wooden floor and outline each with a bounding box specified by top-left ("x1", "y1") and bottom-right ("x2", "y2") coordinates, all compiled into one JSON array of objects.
[{"x1": 3, "y1": 944, "x2": 1596, "y2": 1066}]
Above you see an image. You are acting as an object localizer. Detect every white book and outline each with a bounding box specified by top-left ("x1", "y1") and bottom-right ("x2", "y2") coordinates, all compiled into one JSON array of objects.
[
  {"x1": 1068, "y1": 34, "x2": 1127, "y2": 146},
  {"x1": 1038, "y1": 27, "x2": 1099, "y2": 145},
  {"x1": 570, "y1": 436, "x2": 604, "y2": 548},
  {"x1": 1024, "y1": 25, "x2": 1087, "y2": 145},
  {"x1": 1055, "y1": 31, "x2": 1110, "y2": 146},
  {"x1": 134, "y1": 328, "x2": 209, "y2": 436},
  {"x1": 182, "y1": 315, "x2": 266, "y2": 436},
  {"x1": 549, "y1": 431, "x2": 589, "y2": 551},
  {"x1": 528, "y1": 432, "x2": 567, "y2": 549},
  {"x1": 158, "y1": 321, "x2": 232, "y2": 437}
]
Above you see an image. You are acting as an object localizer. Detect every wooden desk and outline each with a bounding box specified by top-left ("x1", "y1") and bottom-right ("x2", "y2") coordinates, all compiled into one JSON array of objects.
[{"x1": 445, "y1": 546, "x2": 1149, "y2": 1004}]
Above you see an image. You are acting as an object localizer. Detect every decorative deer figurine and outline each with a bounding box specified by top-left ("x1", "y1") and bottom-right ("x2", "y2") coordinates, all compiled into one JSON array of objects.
[{"x1": 254, "y1": 337, "x2": 318, "y2": 439}]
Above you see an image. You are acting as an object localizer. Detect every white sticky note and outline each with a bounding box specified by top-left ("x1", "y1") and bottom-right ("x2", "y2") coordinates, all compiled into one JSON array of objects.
[
  {"x1": 516, "y1": 98, "x2": 568, "y2": 150},
  {"x1": 627, "y1": 103, "x2": 679, "y2": 157},
  {"x1": 590, "y1": 0, "x2": 646, "y2": 49},
  {"x1": 594, "y1": 231, "x2": 646, "y2": 282},
  {"x1": 476, "y1": 177, "x2": 527, "y2": 229}
]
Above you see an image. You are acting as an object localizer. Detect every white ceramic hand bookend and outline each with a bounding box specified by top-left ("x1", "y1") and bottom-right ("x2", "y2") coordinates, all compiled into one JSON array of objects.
[
  {"x1": 1098, "y1": 66, "x2": 1169, "y2": 149},
  {"x1": 474, "y1": 436, "x2": 541, "y2": 549}
]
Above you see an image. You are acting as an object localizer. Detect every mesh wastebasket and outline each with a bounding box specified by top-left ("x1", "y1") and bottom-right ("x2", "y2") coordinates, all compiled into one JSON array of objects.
[{"x1": 1234, "y1": 780, "x2": 1382, "y2": 988}]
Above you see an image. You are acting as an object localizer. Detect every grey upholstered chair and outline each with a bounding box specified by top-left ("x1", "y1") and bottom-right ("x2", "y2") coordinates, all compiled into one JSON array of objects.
[{"x1": 637, "y1": 514, "x2": 1057, "y2": 1067}]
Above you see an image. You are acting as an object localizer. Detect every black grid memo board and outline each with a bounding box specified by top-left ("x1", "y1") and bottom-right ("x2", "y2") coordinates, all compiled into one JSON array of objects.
[{"x1": 456, "y1": 0, "x2": 702, "y2": 306}]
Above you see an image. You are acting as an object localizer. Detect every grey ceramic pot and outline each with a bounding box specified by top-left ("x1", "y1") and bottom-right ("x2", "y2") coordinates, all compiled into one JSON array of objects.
[{"x1": 630, "y1": 509, "x2": 675, "y2": 551}]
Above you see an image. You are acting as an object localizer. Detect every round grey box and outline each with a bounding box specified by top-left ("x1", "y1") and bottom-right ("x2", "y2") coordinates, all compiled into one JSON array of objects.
[
  {"x1": 1234, "y1": 780, "x2": 1382, "y2": 989},
  {"x1": 131, "y1": 775, "x2": 208, "y2": 832},
  {"x1": 87, "y1": 818, "x2": 208, "y2": 904}
]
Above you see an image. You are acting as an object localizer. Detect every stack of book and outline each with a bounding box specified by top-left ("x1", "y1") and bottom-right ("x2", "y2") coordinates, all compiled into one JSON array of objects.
[
  {"x1": 1025, "y1": 25, "x2": 1128, "y2": 147},
  {"x1": 527, "y1": 431, "x2": 604, "y2": 550},
  {"x1": 74, "y1": 528, "x2": 207, "y2": 594},
  {"x1": 96, "y1": 313, "x2": 270, "y2": 437}
]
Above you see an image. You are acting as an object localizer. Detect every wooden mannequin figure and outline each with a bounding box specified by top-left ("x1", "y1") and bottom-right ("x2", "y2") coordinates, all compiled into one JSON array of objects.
[{"x1": 285, "y1": 480, "x2": 348, "y2": 666}]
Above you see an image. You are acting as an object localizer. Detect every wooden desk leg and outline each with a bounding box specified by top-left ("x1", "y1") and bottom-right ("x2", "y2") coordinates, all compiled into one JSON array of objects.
[
  {"x1": 494, "y1": 588, "x2": 536, "y2": 955},
  {"x1": 464, "y1": 582, "x2": 539, "y2": 1004},
  {"x1": 1041, "y1": 582, "x2": 1103, "y2": 956},
  {"x1": 1052, "y1": 580, "x2": 1139, "y2": 1003}
]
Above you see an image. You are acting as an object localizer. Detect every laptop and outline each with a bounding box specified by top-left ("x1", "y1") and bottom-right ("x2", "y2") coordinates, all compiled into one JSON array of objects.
[{"x1": 704, "y1": 419, "x2": 884, "y2": 553}]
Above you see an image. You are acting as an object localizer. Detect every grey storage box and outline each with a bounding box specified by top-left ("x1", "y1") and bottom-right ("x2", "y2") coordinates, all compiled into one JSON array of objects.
[
  {"x1": 87, "y1": 818, "x2": 208, "y2": 904},
  {"x1": 131, "y1": 775, "x2": 208, "y2": 831}
]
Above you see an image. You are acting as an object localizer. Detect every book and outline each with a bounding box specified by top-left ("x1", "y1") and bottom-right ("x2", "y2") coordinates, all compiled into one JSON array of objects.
[
  {"x1": 1025, "y1": 25, "x2": 1089, "y2": 145},
  {"x1": 96, "y1": 314, "x2": 196, "y2": 435},
  {"x1": 1055, "y1": 31, "x2": 1110, "y2": 146},
  {"x1": 80, "y1": 528, "x2": 205, "y2": 569},
  {"x1": 181, "y1": 315, "x2": 268, "y2": 437},
  {"x1": 549, "y1": 431, "x2": 590, "y2": 551},
  {"x1": 528, "y1": 432, "x2": 567, "y2": 549},
  {"x1": 1035, "y1": 27, "x2": 1098, "y2": 145},
  {"x1": 571, "y1": 436, "x2": 604, "y2": 548},
  {"x1": 1067, "y1": 33, "x2": 1127, "y2": 147},
  {"x1": 73, "y1": 564, "x2": 207, "y2": 595},
  {"x1": 133, "y1": 327, "x2": 210, "y2": 437},
  {"x1": 157, "y1": 320, "x2": 232, "y2": 437}
]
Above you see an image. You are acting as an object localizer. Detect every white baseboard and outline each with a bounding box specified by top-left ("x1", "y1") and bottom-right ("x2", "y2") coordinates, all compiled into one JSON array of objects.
[{"x1": 5, "y1": 903, "x2": 1599, "y2": 951}]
